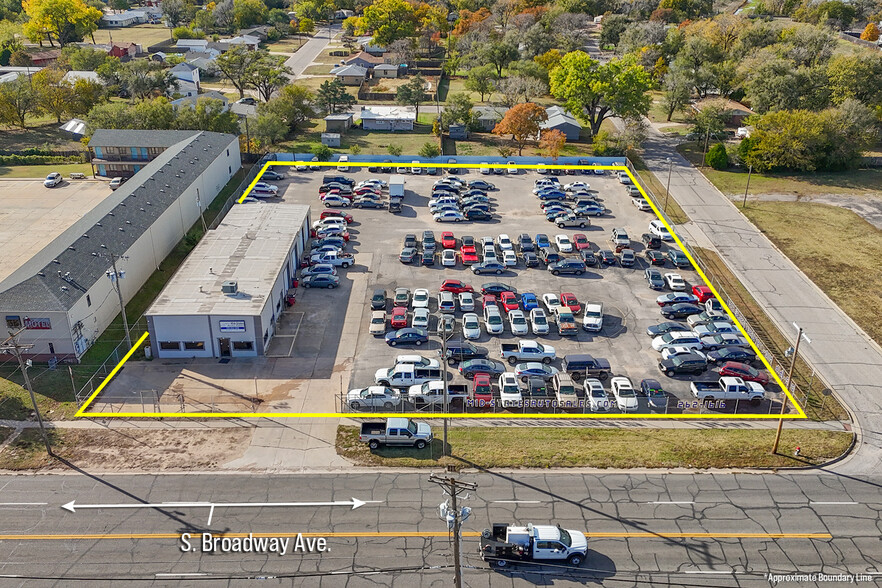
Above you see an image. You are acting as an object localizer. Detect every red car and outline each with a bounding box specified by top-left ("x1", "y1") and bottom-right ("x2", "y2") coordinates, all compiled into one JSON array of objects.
[
  {"x1": 320, "y1": 209, "x2": 353, "y2": 223},
  {"x1": 482, "y1": 294, "x2": 497, "y2": 309},
  {"x1": 460, "y1": 245, "x2": 479, "y2": 265},
  {"x1": 353, "y1": 187, "x2": 381, "y2": 196},
  {"x1": 472, "y1": 373, "x2": 493, "y2": 404},
  {"x1": 692, "y1": 285, "x2": 715, "y2": 303},
  {"x1": 500, "y1": 291, "x2": 519, "y2": 313},
  {"x1": 572, "y1": 233, "x2": 591, "y2": 251},
  {"x1": 441, "y1": 231, "x2": 456, "y2": 249},
  {"x1": 718, "y1": 361, "x2": 770, "y2": 386},
  {"x1": 321, "y1": 189, "x2": 353, "y2": 200},
  {"x1": 390, "y1": 306, "x2": 408, "y2": 329},
  {"x1": 560, "y1": 292, "x2": 581, "y2": 314},
  {"x1": 440, "y1": 279, "x2": 474, "y2": 294}
]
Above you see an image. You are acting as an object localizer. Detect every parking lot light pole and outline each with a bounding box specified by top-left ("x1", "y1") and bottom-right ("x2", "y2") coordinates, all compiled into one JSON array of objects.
[
  {"x1": 664, "y1": 157, "x2": 673, "y2": 213},
  {"x1": 742, "y1": 164, "x2": 753, "y2": 209},
  {"x1": 439, "y1": 321, "x2": 450, "y2": 456},
  {"x1": 772, "y1": 323, "x2": 811, "y2": 454}
]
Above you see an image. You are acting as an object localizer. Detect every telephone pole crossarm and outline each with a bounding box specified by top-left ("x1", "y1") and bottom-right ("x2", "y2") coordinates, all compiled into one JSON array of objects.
[
  {"x1": 429, "y1": 475, "x2": 477, "y2": 588},
  {"x1": 0, "y1": 330, "x2": 52, "y2": 456}
]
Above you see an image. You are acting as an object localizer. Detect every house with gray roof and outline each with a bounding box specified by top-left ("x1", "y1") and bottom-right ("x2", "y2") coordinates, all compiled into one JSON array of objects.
[
  {"x1": 330, "y1": 64, "x2": 368, "y2": 85},
  {"x1": 0, "y1": 130, "x2": 241, "y2": 361},
  {"x1": 472, "y1": 105, "x2": 509, "y2": 131},
  {"x1": 539, "y1": 105, "x2": 582, "y2": 141}
]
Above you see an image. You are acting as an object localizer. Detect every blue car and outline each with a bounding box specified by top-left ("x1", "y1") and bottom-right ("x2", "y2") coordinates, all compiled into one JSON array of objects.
[
  {"x1": 301, "y1": 274, "x2": 340, "y2": 289},
  {"x1": 536, "y1": 190, "x2": 567, "y2": 201},
  {"x1": 472, "y1": 261, "x2": 507, "y2": 275},
  {"x1": 521, "y1": 293, "x2": 539, "y2": 311},
  {"x1": 575, "y1": 204, "x2": 605, "y2": 217},
  {"x1": 385, "y1": 328, "x2": 429, "y2": 347},
  {"x1": 545, "y1": 208, "x2": 570, "y2": 221},
  {"x1": 535, "y1": 234, "x2": 551, "y2": 249},
  {"x1": 459, "y1": 358, "x2": 506, "y2": 379}
]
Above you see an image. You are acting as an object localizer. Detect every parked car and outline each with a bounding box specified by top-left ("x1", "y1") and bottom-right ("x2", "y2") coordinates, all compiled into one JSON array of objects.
[
  {"x1": 718, "y1": 361, "x2": 769, "y2": 385},
  {"x1": 460, "y1": 358, "x2": 506, "y2": 379},
  {"x1": 301, "y1": 274, "x2": 340, "y2": 288},
  {"x1": 529, "y1": 308, "x2": 549, "y2": 335},
  {"x1": 369, "y1": 310, "x2": 387, "y2": 336},
  {"x1": 509, "y1": 310, "x2": 529, "y2": 335},
  {"x1": 109, "y1": 176, "x2": 127, "y2": 190},
  {"x1": 385, "y1": 328, "x2": 429, "y2": 346},
  {"x1": 657, "y1": 292, "x2": 699, "y2": 306},
  {"x1": 610, "y1": 377, "x2": 638, "y2": 412},
  {"x1": 646, "y1": 250, "x2": 667, "y2": 266},
  {"x1": 560, "y1": 293, "x2": 581, "y2": 314},
  {"x1": 658, "y1": 352, "x2": 708, "y2": 377},
  {"x1": 44, "y1": 172, "x2": 63, "y2": 188},
  {"x1": 586, "y1": 379, "x2": 612, "y2": 411},
  {"x1": 462, "y1": 313, "x2": 481, "y2": 339},
  {"x1": 646, "y1": 322, "x2": 692, "y2": 338},
  {"x1": 640, "y1": 379, "x2": 668, "y2": 411},
  {"x1": 707, "y1": 346, "x2": 758, "y2": 365},
  {"x1": 399, "y1": 247, "x2": 417, "y2": 263},
  {"x1": 692, "y1": 285, "x2": 714, "y2": 303},
  {"x1": 411, "y1": 308, "x2": 430, "y2": 330},
  {"x1": 548, "y1": 259, "x2": 587, "y2": 276},
  {"x1": 660, "y1": 303, "x2": 704, "y2": 319},
  {"x1": 668, "y1": 250, "x2": 691, "y2": 268},
  {"x1": 514, "y1": 362, "x2": 559, "y2": 382},
  {"x1": 390, "y1": 306, "x2": 408, "y2": 329},
  {"x1": 480, "y1": 282, "x2": 516, "y2": 295},
  {"x1": 518, "y1": 234, "x2": 535, "y2": 252},
  {"x1": 700, "y1": 333, "x2": 750, "y2": 351},
  {"x1": 618, "y1": 248, "x2": 636, "y2": 267},
  {"x1": 458, "y1": 292, "x2": 476, "y2": 311},
  {"x1": 472, "y1": 261, "x2": 507, "y2": 275},
  {"x1": 648, "y1": 220, "x2": 673, "y2": 241},
  {"x1": 393, "y1": 287, "x2": 410, "y2": 307},
  {"x1": 645, "y1": 268, "x2": 665, "y2": 290},
  {"x1": 595, "y1": 249, "x2": 616, "y2": 265},
  {"x1": 347, "y1": 386, "x2": 401, "y2": 410},
  {"x1": 582, "y1": 303, "x2": 603, "y2": 332},
  {"x1": 664, "y1": 273, "x2": 687, "y2": 291}
]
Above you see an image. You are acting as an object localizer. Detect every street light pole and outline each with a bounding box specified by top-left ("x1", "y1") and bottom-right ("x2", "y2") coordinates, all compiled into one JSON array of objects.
[
  {"x1": 108, "y1": 254, "x2": 132, "y2": 352},
  {"x1": 742, "y1": 164, "x2": 753, "y2": 209},
  {"x1": 664, "y1": 157, "x2": 673, "y2": 213},
  {"x1": 772, "y1": 324, "x2": 810, "y2": 454}
]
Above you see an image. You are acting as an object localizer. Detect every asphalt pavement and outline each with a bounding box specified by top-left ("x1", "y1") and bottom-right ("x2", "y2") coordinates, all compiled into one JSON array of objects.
[{"x1": 0, "y1": 471, "x2": 879, "y2": 586}]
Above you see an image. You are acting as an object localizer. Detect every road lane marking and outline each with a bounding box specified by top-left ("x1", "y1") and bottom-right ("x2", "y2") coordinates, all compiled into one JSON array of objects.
[
  {"x1": 810, "y1": 501, "x2": 859, "y2": 505},
  {"x1": 155, "y1": 573, "x2": 208, "y2": 577},
  {"x1": 0, "y1": 503, "x2": 47, "y2": 506},
  {"x1": 648, "y1": 501, "x2": 694, "y2": 505},
  {"x1": 491, "y1": 500, "x2": 542, "y2": 504},
  {"x1": 0, "y1": 531, "x2": 833, "y2": 541}
]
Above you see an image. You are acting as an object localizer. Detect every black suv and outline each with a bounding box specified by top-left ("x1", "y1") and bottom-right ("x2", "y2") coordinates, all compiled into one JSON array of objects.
[
  {"x1": 539, "y1": 247, "x2": 562, "y2": 264},
  {"x1": 444, "y1": 341, "x2": 489, "y2": 365},
  {"x1": 370, "y1": 289, "x2": 386, "y2": 310},
  {"x1": 322, "y1": 175, "x2": 354, "y2": 186},
  {"x1": 562, "y1": 354, "x2": 610, "y2": 380},
  {"x1": 642, "y1": 233, "x2": 661, "y2": 249},
  {"x1": 548, "y1": 259, "x2": 587, "y2": 276},
  {"x1": 658, "y1": 353, "x2": 707, "y2": 377},
  {"x1": 518, "y1": 234, "x2": 535, "y2": 252}
]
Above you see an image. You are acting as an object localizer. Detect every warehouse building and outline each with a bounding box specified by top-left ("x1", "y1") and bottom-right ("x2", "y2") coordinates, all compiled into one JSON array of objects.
[
  {"x1": 0, "y1": 130, "x2": 240, "y2": 361},
  {"x1": 145, "y1": 203, "x2": 311, "y2": 359}
]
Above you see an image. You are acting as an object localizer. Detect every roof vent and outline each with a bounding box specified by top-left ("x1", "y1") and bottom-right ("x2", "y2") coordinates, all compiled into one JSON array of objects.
[
  {"x1": 125, "y1": 220, "x2": 131, "y2": 225},
  {"x1": 96, "y1": 222, "x2": 102, "y2": 226},
  {"x1": 146, "y1": 201, "x2": 151, "y2": 205},
  {"x1": 53, "y1": 259, "x2": 59, "y2": 264},
  {"x1": 159, "y1": 189, "x2": 165, "y2": 193},
  {"x1": 221, "y1": 280, "x2": 238, "y2": 295},
  {"x1": 91, "y1": 252, "x2": 97, "y2": 256},
  {"x1": 61, "y1": 286, "x2": 69, "y2": 291},
  {"x1": 37, "y1": 271, "x2": 44, "y2": 277},
  {"x1": 119, "y1": 228, "x2": 124, "y2": 232},
  {"x1": 140, "y1": 207, "x2": 145, "y2": 212},
  {"x1": 68, "y1": 246, "x2": 75, "y2": 250},
  {"x1": 108, "y1": 212, "x2": 114, "y2": 216},
  {"x1": 82, "y1": 234, "x2": 88, "y2": 238}
]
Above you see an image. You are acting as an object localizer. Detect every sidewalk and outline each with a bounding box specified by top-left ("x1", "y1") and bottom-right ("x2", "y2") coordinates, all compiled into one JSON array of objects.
[{"x1": 636, "y1": 125, "x2": 882, "y2": 476}]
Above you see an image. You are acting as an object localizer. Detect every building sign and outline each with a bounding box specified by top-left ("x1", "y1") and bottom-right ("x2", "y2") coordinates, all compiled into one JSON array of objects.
[
  {"x1": 24, "y1": 317, "x2": 52, "y2": 330},
  {"x1": 219, "y1": 320, "x2": 246, "y2": 333}
]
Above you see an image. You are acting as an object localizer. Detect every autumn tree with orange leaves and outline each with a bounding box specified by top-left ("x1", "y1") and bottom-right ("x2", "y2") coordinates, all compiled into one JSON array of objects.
[{"x1": 492, "y1": 102, "x2": 547, "y2": 155}]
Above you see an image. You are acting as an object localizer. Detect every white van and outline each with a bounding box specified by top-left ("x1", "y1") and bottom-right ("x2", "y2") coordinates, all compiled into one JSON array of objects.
[
  {"x1": 337, "y1": 155, "x2": 349, "y2": 171},
  {"x1": 412, "y1": 160, "x2": 422, "y2": 174}
]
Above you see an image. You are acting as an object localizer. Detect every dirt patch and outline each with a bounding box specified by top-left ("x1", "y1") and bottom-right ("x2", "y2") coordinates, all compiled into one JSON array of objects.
[
  {"x1": 0, "y1": 428, "x2": 253, "y2": 471},
  {"x1": 738, "y1": 193, "x2": 882, "y2": 231}
]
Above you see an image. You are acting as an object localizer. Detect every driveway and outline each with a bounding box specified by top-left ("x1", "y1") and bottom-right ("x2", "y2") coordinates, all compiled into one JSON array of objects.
[{"x1": 285, "y1": 24, "x2": 340, "y2": 79}]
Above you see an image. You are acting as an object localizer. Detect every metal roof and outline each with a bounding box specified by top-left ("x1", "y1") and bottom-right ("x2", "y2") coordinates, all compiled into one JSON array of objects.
[
  {"x1": 89, "y1": 129, "x2": 203, "y2": 149},
  {"x1": 0, "y1": 131, "x2": 236, "y2": 312}
]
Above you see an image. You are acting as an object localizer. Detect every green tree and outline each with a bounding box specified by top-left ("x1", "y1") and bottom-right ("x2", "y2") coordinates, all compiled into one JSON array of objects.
[
  {"x1": 395, "y1": 73, "x2": 428, "y2": 120},
  {"x1": 705, "y1": 142, "x2": 728, "y2": 169},
  {"x1": 214, "y1": 46, "x2": 263, "y2": 99},
  {"x1": 250, "y1": 112, "x2": 287, "y2": 152},
  {"x1": 418, "y1": 141, "x2": 440, "y2": 157},
  {"x1": 32, "y1": 67, "x2": 73, "y2": 123},
  {"x1": 85, "y1": 101, "x2": 136, "y2": 131},
  {"x1": 360, "y1": 0, "x2": 417, "y2": 46},
  {"x1": 661, "y1": 66, "x2": 692, "y2": 121},
  {"x1": 119, "y1": 60, "x2": 178, "y2": 100},
  {"x1": 23, "y1": 0, "x2": 102, "y2": 47},
  {"x1": 826, "y1": 53, "x2": 882, "y2": 108},
  {"x1": 743, "y1": 59, "x2": 830, "y2": 113},
  {"x1": 248, "y1": 53, "x2": 293, "y2": 102},
  {"x1": 61, "y1": 45, "x2": 108, "y2": 70},
  {"x1": 311, "y1": 143, "x2": 333, "y2": 160},
  {"x1": 70, "y1": 79, "x2": 106, "y2": 116},
  {"x1": 441, "y1": 91, "x2": 474, "y2": 129},
  {"x1": 599, "y1": 14, "x2": 629, "y2": 49},
  {"x1": 176, "y1": 97, "x2": 240, "y2": 133},
  {"x1": 133, "y1": 97, "x2": 175, "y2": 130},
  {"x1": 549, "y1": 51, "x2": 652, "y2": 137},
  {"x1": 316, "y1": 79, "x2": 355, "y2": 114},
  {"x1": 261, "y1": 84, "x2": 314, "y2": 133},
  {"x1": 479, "y1": 40, "x2": 518, "y2": 77},
  {"x1": 298, "y1": 18, "x2": 315, "y2": 34},
  {"x1": 294, "y1": 0, "x2": 332, "y2": 21},
  {"x1": 387, "y1": 144, "x2": 403, "y2": 156},
  {"x1": 162, "y1": 0, "x2": 194, "y2": 28},
  {"x1": 233, "y1": 0, "x2": 267, "y2": 29},
  {"x1": 0, "y1": 74, "x2": 37, "y2": 128},
  {"x1": 464, "y1": 64, "x2": 497, "y2": 102}
]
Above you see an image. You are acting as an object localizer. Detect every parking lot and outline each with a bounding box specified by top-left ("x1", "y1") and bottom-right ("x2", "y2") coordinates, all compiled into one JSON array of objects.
[{"x1": 267, "y1": 162, "x2": 785, "y2": 416}]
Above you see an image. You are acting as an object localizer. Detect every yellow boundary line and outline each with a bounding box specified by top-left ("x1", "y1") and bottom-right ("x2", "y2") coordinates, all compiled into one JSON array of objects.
[
  {"x1": 0, "y1": 531, "x2": 831, "y2": 541},
  {"x1": 76, "y1": 161, "x2": 806, "y2": 420}
]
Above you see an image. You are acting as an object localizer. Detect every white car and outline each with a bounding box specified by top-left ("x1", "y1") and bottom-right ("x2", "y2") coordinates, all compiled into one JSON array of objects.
[
  {"x1": 649, "y1": 220, "x2": 673, "y2": 241},
  {"x1": 251, "y1": 182, "x2": 278, "y2": 195},
  {"x1": 433, "y1": 210, "x2": 465, "y2": 223},
  {"x1": 632, "y1": 197, "x2": 652, "y2": 211},
  {"x1": 564, "y1": 181, "x2": 590, "y2": 192},
  {"x1": 347, "y1": 386, "x2": 400, "y2": 409},
  {"x1": 369, "y1": 310, "x2": 386, "y2": 336},
  {"x1": 585, "y1": 378, "x2": 611, "y2": 412},
  {"x1": 337, "y1": 155, "x2": 350, "y2": 171},
  {"x1": 664, "y1": 273, "x2": 686, "y2": 291},
  {"x1": 44, "y1": 172, "x2": 63, "y2": 188},
  {"x1": 412, "y1": 288, "x2": 430, "y2": 309},
  {"x1": 395, "y1": 354, "x2": 440, "y2": 369},
  {"x1": 411, "y1": 160, "x2": 422, "y2": 174},
  {"x1": 320, "y1": 194, "x2": 351, "y2": 207},
  {"x1": 582, "y1": 303, "x2": 603, "y2": 332},
  {"x1": 412, "y1": 308, "x2": 430, "y2": 330},
  {"x1": 661, "y1": 346, "x2": 707, "y2": 361},
  {"x1": 617, "y1": 171, "x2": 632, "y2": 184},
  {"x1": 503, "y1": 250, "x2": 517, "y2": 267},
  {"x1": 358, "y1": 179, "x2": 387, "y2": 190},
  {"x1": 462, "y1": 313, "x2": 481, "y2": 340},
  {"x1": 313, "y1": 217, "x2": 346, "y2": 230},
  {"x1": 542, "y1": 293, "x2": 561, "y2": 313},
  {"x1": 484, "y1": 307, "x2": 504, "y2": 335},
  {"x1": 529, "y1": 308, "x2": 550, "y2": 335},
  {"x1": 692, "y1": 321, "x2": 737, "y2": 337},
  {"x1": 458, "y1": 292, "x2": 475, "y2": 311},
  {"x1": 610, "y1": 377, "x2": 638, "y2": 412},
  {"x1": 652, "y1": 332, "x2": 703, "y2": 352},
  {"x1": 507, "y1": 161, "x2": 518, "y2": 175},
  {"x1": 508, "y1": 310, "x2": 529, "y2": 335},
  {"x1": 499, "y1": 373, "x2": 522, "y2": 407},
  {"x1": 554, "y1": 234, "x2": 573, "y2": 253},
  {"x1": 441, "y1": 249, "x2": 457, "y2": 266},
  {"x1": 480, "y1": 162, "x2": 491, "y2": 174},
  {"x1": 497, "y1": 234, "x2": 513, "y2": 250}
]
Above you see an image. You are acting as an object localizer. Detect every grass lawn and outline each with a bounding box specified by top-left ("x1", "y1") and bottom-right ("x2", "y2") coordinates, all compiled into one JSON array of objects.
[
  {"x1": 737, "y1": 201, "x2": 882, "y2": 348},
  {"x1": 694, "y1": 246, "x2": 848, "y2": 421},
  {"x1": 678, "y1": 142, "x2": 882, "y2": 197},
  {"x1": 0, "y1": 429, "x2": 63, "y2": 470},
  {"x1": 647, "y1": 91, "x2": 690, "y2": 125},
  {"x1": 264, "y1": 36, "x2": 310, "y2": 53},
  {"x1": 630, "y1": 155, "x2": 690, "y2": 225},
  {"x1": 454, "y1": 132, "x2": 592, "y2": 158},
  {"x1": 0, "y1": 369, "x2": 81, "y2": 420},
  {"x1": 0, "y1": 122, "x2": 83, "y2": 152},
  {"x1": 337, "y1": 426, "x2": 853, "y2": 469},
  {"x1": 303, "y1": 64, "x2": 332, "y2": 75},
  {"x1": 91, "y1": 25, "x2": 173, "y2": 48},
  {"x1": 0, "y1": 163, "x2": 92, "y2": 179},
  {"x1": 282, "y1": 122, "x2": 437, "y2": 156}
]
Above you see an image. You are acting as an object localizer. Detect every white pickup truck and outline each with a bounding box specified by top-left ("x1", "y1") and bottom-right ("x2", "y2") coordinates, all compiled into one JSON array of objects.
[
  {"x1": 375, "y1": 364, "x2": 443, "y2": 387},
  {"x1": 406, "y1": 381, "x2": 469, "y2": 406},
  {"x1": 499, "y1": 340, "x2": 556, "y2": 365},
  {"x1": 309, "y1": 251, "x2": 355, "y2": 268},
  {"x1": 479, "y1": 522, "x2": 588, "y2": 568},
  {"x1": 691, "y1": 376, "x2": 765, "y2": 406}
]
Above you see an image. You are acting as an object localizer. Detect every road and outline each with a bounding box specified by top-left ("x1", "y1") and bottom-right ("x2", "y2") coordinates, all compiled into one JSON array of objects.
[
  {"x1": 0, "y1": 471, "x2": 879, "y2": 586},
  {"x1": 284, "y1": 24, "x2": 340, "y2": 79},
  {"x1": 638, "y1": 128, "x2": 882, "y2": 476}
]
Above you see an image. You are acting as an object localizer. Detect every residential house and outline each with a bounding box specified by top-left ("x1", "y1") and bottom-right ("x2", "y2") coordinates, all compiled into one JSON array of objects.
[
  {"x1": 62, "y1": 70, "x2": 101, "y2": 84},
  {"x1": 539, "y1": 105, "x2": 582, "y2": 141},
  {"x1": 169, "y1": 62, "x2": 200, "y2": 97},
  {"x1": 0, "y1": 66, "x2": 42, "y2": 85},
  {"x1": 324, "y1": 113, "x2": 353, "y2": 133},
  {"x1": 330, "y1": 64, "x2": 367, "y2": 85},
  {"x1": 344, "y1": 51, "x2": 384, "y2": 70},
  {"x1": 220, "y1": 35, "x2": 260, "y2": 50},
  {"x1": 30, "y1": 50, "x2": 60, "y2": 67},
  {"x1": 108, "y1": 42, "x2": 139, "y2": 58},
  {"x1": 373, "y1": 63, "x2": 399, "y2": 78},
  {"x1": 176, "y1": 39, "x2": 209, "y2": 52},
  {"x1": 357, "y1": 37, "x2": 387, "y2": 56},
  {"x1": 239, "y1": 26, "x2": 270, "y2": 41},
  {"x1": 102, "y1": 9, "x2": 147, "y2": 27},
  {"x1": 359, "y1": 106, "x2": 416, "y2": 131},
  {"x1": 472, "y1": 106, "x2": 509, "y2": 132},
  {"x1": 449, "y1": 124, "x2": 468, "y2": 139},
  {"x1": 334, "y1": 9, "x2": 354, "y2": 20},
  {"x1": 171, "y1": 91, "x2": 229, "y2": 111},
  {"x1": 691, "y1": 98, "x2": 755, "y2": 126}
]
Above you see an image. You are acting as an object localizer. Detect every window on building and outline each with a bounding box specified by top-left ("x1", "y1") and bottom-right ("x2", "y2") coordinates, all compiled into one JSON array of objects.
[
  {"x1": 48, "y1": 342, "x2": 55, "y2": 354},
  {"x1": 226, "y1": 149, "x2": 229, "y2": 157},
  {"x1": 159, "y1": 341, "x2": 181, "y2": 350},
  {"x1": 183, "y1": 341, "x2": 205, "y2": 350},
  {"x1": 228, "y1": 166, "x2": 232, "y2": 174},
  {"x1": 6, "y1": 316, "x2": 21, "y2": 329},
  {"x1": 86, "y1": 295, "x2": 91, "y2": 307},
  {"x1": 233, "y1": 341, "x2": 254, "y2": 351},
  {"x1": 264, "y1": 330, "x2": 269, "y2": 342}
]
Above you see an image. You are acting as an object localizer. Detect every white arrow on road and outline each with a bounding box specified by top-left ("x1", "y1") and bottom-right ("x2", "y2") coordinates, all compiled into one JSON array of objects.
[{"x1": 62, "y1": 498, "x2": 372, "y2": 523}]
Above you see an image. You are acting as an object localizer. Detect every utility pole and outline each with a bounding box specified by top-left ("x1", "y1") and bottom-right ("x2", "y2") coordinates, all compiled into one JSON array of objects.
[
  {"x1": 0, "y1": 330, "x2": 52, "y2": 456},
  {"x1": 664, "y1": 157, "x2": 673, "y2": 213},
  {"x1": 107, "y1": 253, "x2": 132, "y2": 352},
  {"x1": 439, "y1": 321, "x2": 451, "y2": 456},
  {"x1": 429, "y1": 474, "x2": 477, "y2": 588},
  {"x1": 772, "y1": 324, "x2": 811, "y2": 454},
  {"x1": 741, "y1": 164, "x2": 753, "y2": 209}
]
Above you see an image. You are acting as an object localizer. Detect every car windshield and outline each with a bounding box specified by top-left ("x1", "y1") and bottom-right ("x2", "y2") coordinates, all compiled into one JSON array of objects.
[
  {"x1": 619, "y1": 387, "x2": 636, "y2": 397},
  {"x1": 591, "y1": 388, "x2": 606, "y2": 398},
  {"x1": 535, "y1": 315, "x2": 547, "y2": 325},
  {"x1": 371, "y1": 317, "x2": 384, "y2": 324},
  {"x1": 465, "y1": 318, "x2": 478, "y2": 327},
  {"x1": 512, "y1": 316, "x2": 526, "y2": 325},
  {"x1": 587, "y1": 310, "x2": 601, "y2": 317},
  {"x1": 415, "y1": 292, "x2": 427, "y2": 301},
  {"x1": 489, "y1": 316, "x2": 502, "y2": 325},
  {"x1": 558, "y1": 529, "x2": 572, "y2": 547}
]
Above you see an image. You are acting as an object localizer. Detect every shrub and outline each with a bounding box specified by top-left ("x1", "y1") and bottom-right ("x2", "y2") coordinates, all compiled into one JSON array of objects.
[
  {"x1": 311, "y1": 144, "x2": 333, "y2": 160},
  {"x1": 418, "y1": 142, "x2": 440, "y2": 158},
  {"x1": 0, "y1": 154, "x2": 82, "y2": 165},
  {"x1": 705, "y1": 143, "x2": 729, "y2": 170},
  {"x1": 387, "y1": 144, "x2": 403, "y2": 156},
  {"x1": 350, "y1": 144, "x2": 361, "y2": 155}
]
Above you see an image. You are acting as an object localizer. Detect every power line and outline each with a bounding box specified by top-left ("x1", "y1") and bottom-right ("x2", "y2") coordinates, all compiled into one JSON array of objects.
[{"x1": 429, "y1": 474, "x2": 477, "y2": 588}]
